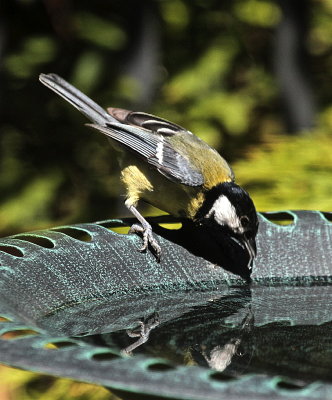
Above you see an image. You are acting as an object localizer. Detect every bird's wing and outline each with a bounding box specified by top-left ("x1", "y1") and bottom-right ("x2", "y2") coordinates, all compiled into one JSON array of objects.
[
  {"x1": 87, "y1": 121, "x2": 204, "y2": 187},
  {"x1": 39, "y1": 73, "x2": 204, "y2": 186},
  {"x1": 106, "y1": 109, "x2": 235, "y2": 187}
]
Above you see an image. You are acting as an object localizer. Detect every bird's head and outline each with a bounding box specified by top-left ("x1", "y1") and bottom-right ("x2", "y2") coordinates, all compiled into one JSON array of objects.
[{"x1": 196, "y1": 182, "x2": 259, "y2": 271}]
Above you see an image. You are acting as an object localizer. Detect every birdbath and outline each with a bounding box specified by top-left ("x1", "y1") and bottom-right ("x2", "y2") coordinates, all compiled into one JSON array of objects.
[{"x1": 0, "y1": 211, "x2": 331, "y2": 400}]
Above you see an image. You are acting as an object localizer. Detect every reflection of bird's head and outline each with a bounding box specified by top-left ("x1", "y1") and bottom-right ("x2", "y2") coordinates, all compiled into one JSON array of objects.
[{"x1": 195, "y1": 182, "x2": 259, "y2": 270}]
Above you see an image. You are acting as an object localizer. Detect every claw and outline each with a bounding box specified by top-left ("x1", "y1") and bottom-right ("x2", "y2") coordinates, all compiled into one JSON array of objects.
[
  {"x1": 129, "y1": 223, "x2": 161, "y2": 261},
  {"x1": 126, "y1": 203, "x2": 162, "y2": 261}
]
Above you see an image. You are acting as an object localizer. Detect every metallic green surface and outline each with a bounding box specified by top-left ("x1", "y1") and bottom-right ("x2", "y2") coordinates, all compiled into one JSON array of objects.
[{"x1": 0, "y1": 211, "x2": 331, "y2": 399}]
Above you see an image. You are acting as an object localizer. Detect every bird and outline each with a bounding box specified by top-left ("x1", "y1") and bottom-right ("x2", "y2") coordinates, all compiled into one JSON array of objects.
[{"x1": 39, "y1": 73, "x2": 258, "y2": 270}]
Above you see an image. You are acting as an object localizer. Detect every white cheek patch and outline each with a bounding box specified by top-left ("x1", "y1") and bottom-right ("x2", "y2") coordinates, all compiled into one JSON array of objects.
[{"x1": 206, "y1": 195, "x2": 241, "y2": 231}]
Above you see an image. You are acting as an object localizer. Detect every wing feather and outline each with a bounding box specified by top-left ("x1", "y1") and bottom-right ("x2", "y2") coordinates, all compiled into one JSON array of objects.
[
  {"x1": 40, "y1": 74, "x2": 205, "y2": 187},
  {"x1": 107, "y1": 108, "x2": 186, "y2": 135},
  {"x1": 87, "y1": 123, "x2": 204, "y2": 186}
]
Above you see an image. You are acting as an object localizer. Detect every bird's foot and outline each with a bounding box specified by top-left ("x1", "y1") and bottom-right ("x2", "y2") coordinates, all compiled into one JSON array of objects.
[
  {"x1": 129, "y1": 223, "x2": 161, "y2": 261},
  {"x1": 122, "y1": 314, "x2": 160, "y2": 355}
]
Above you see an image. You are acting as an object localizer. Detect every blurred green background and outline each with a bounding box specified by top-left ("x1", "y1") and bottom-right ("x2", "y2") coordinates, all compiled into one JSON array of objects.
[
  {"x1": 0, "y1": 0, "x2": 332, "y2": 397},
  {"x1": 1, "y1": 0, "x2": 332, "y2": 239}
]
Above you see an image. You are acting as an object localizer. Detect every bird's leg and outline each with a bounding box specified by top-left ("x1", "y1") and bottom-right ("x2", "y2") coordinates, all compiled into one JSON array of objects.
[
  {"x1": 126, "y1": 203, "x2": 161, "y2": 261},
  {"x1": 122, "y1": 313, "x2": 160, "y2": 355}
]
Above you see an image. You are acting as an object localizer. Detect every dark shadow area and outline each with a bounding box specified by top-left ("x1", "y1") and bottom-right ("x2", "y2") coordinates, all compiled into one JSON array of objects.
[
  {"x1": 152, "y1": 220, "x2": 252, "y2": 281},
  {"x1": 97, "y1": 216, "x2": 253, "y2": 280}
]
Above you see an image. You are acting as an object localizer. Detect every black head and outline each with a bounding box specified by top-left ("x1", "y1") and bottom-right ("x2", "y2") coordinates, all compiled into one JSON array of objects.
[{"x1": 195, "y1": 182, "x2": 259, "y2": 270}]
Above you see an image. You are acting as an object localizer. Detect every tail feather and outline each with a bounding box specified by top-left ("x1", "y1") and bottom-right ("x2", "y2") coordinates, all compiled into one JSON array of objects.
[{"x1": 39, "y1": 73, "x2": 117, "y2": 125}]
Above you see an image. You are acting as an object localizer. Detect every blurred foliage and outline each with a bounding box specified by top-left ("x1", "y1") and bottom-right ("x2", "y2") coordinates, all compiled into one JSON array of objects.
[
  {"x1": 0, "y1": 366, "x2": 119, "y2": 400},
  {"x1": 235, "y1": 131, "x2": 332, "y2": 210},
  {"x1": 1, "y1": 0, "x2": 331, "y2": 239},
  {"x1": 0, "y1": 0, "x2": 332, "y2": 397}
]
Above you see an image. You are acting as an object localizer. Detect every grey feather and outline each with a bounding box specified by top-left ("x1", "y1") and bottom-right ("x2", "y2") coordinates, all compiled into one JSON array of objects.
[
  {"x1": 87, "y1": 123, "x2": 204, "y2": 186},
  {"x1": 39, "y1": 73, "x2": 117, "y2": 125},
  {"x1": 123, "y1": 111, "x2": 185, "y2": 133}
]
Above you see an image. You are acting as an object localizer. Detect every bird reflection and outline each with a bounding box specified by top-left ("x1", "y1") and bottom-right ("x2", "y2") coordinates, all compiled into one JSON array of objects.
[
  {"x1": 105, "y1": 292, "x2": 254, "y2": 376},
  {"x1": 122, "y1": 313, "x2": 160, "y2": 355},
  {"x1": 190, "y1": 309, "x2": 253, "y2": 372}
]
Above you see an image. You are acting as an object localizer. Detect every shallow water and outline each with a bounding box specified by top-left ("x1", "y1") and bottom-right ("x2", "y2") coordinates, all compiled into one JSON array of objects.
[{"x1": 37, "y1": 282, "x2": 332, "y2": 386}]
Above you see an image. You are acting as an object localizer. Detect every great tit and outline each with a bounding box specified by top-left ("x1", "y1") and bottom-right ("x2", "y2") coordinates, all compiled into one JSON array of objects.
[{"x1": 39, "y1": 73, "x2": 258, "y2": 268}]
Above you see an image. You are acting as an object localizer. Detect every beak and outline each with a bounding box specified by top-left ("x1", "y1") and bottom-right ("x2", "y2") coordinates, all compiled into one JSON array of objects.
[
  {"x1": 230, "y1": 234, "x2": 257, "y2": 270},
  {"x1": 242, "y1": 236, "x2": 257, "y2": 270}
]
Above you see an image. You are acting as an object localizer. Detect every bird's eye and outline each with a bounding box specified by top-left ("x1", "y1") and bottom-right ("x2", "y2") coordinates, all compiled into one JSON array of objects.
[{"x1": 240, "y1": 216, "x2": 250, "y2": 227}]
